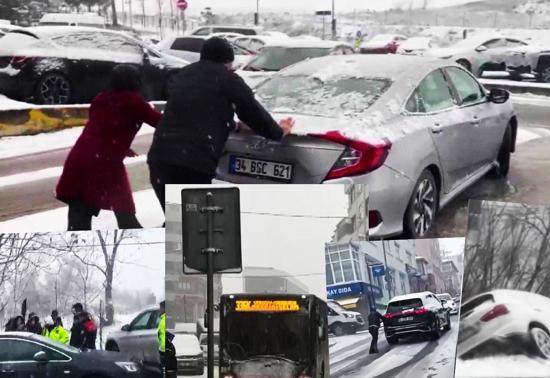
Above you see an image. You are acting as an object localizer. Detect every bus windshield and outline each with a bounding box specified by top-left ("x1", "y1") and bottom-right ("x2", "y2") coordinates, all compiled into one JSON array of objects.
[{"x1": 224, "y1": 311, "x2": 309, "y2": 363}]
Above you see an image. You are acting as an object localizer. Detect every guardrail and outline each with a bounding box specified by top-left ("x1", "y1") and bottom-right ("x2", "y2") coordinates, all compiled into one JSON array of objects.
[
  {"x1": 0, "y1": 101, "x2": 166, "y2": 137},
  {"x1": 480, "y1": 79, "x2": 550, "y2": 97}
]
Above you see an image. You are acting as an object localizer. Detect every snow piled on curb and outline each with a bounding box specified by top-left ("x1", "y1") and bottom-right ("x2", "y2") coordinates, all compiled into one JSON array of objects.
[{"x1": 455, "y1": 356, "x2": 550, "y2": 377}]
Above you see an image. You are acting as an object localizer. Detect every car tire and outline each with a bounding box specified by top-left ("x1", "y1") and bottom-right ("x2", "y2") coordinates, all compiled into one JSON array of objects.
[
  {"x1": 444, "y1": 313, "x2": 451, "y2": 331},
  {"x1": 530, "y1": 326, "x2": 550, "y2": 359},
  {"x1": 105, "y1": 340, "x2": 120, "y2": 352},
  {"x1": 35, "y1": 72, "x2": 72, "y2": 105},
  {"x1": 404, "y1": 170, "x2": 439, "y2": 239},
  {"x1": 386, "y1": 335, "x2": 398, "y2": 345},
  {"x1": 331, "y1": 323, "x2": 345, "y2": 337},
  {"x1": 457, "y1": 59, "x2": 472, "y2": 72},
  {"x1": 431, "y1": 318, "x2": 442, "y2": 340},
  {"x1": 346, "y1": 325, "x2": 358, "y2": 335},
  {"x1": 491, "y1": 124, "x2": 512, "y2": 178}
]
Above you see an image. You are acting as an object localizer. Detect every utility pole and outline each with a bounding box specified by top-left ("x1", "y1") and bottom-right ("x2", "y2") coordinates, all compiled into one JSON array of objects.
[
  {"x1": 128, "y1": 0, "x2": 133, "y2": 29},
  {"x1": 331, "y1": 0, "x2": 336, "y2": 40},
  {"x1": 255, "y1": 0, "x2": 260, "y2": 26},
  {"x1": 382, "y1": 240, "x2": 392, "y2": 299}
]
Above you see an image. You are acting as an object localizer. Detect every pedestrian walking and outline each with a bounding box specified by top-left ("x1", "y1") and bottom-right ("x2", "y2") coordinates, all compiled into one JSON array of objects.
[
  {"x1": 56, "y1": 64, "x2": 163, "y2": 231},
  {"x1": 147, "y1": 37, "x2": 294, "y2": 212},
  {"x1": 70, "y1": 303, "x2": 97, "y2": 349},
  {"x1": 368, "y1": 307, "x2": 384, "y2": 354}
]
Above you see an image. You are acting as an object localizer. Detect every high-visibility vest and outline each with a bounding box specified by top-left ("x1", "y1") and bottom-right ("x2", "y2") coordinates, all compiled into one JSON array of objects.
[
  {"x1": 49, "y1": 326, "x2": 70, "y2": 345},
  {"x1": 158, "y1": 313, "x2": 166, "y2": 353},
  {"x1": 42, "y1": 328, "x2": 50, "y2": 338}
]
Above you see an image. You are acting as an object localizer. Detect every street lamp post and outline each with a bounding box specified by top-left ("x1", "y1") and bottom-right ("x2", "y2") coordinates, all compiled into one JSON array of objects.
[
  {"x1": 331, "y1": 0, "x2": 336, "y2": 40},
  {"x1": 255, "y1": 0, "x2": 260, "y2": 26}
]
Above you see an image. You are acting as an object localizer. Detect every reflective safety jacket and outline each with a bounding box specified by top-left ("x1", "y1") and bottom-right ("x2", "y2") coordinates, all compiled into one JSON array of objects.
[{"x1": 158, "y1": 312, "x2": 166, "y2": 353}]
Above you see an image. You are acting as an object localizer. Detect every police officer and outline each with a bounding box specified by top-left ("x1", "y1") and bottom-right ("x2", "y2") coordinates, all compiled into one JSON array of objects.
[
  {"x1": 158, "y1": 301, "x2": 166, "y2": 365},
  {"x1": 43, "y1": 316, "x2": 70, "y2": 344},
  {"x1": 367, "y1": 306, "x2": 384, "y2": 354}
]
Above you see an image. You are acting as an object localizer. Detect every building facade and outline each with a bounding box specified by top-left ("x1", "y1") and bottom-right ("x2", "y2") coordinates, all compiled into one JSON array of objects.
[
  {"x1": 413, "y1": 239, "x2": 445, "y2": 294},
  {"x1": 242, "y1": 267, "x2": 310, "y2": 294},
  {"x1": 333, "y1": 185, "x2": 369, "y2": 242},
  {"x1": 165, "y1": 203, "x2": 223, "y2": 329},
  {"x1": 325, "y1": 240, "x2": 415, "y2": 319},
  {"x1": 442, "y1": 259, "x2": 461, "y2": 297}
]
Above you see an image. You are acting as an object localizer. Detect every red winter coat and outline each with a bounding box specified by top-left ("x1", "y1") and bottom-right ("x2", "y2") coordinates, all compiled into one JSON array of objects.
[{"x1": 56, "y1": 90, "x2": 162, "y2": 213}]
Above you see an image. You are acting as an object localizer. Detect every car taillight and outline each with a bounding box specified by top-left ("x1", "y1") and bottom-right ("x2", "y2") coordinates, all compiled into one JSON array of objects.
[
  {"x1": 369, "y1": 210, "x2": 383, "y2": 227},
  {"x1": 412, "y1": 307, "x2": 429, "y2": 315},
  {"x1": 480, "y1": 304, "x2": 509, "y2": 322},
  {"x1": 309, "y1": 131, "x2": 391, "y2": 180},
  {"x1": 10, "y1": 56, "x2": 33, "y2": 68},
  {"x1": 384, "y1": 312, "x2": 401, "y2": 319}
]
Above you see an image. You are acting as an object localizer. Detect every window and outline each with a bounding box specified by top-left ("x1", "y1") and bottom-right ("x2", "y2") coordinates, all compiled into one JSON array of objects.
[
  {"x1": 445, "y1": 66, "x2": 485, "y2": 105},
  {"x1": 406, "y1": 69, "x2": 455, "y2": 113},
  {"x1": 234, "y1": 38, "x2": 251, "y2": 49},
  {"x1": 326, "y1": 263, "x2": 334, "y2": 285},
  {"x1": 342, "y1": 260, "x2": 355, "y2": 281},
  {"x1": 0, "y1": 340, "x2": 67, "y2": 362},
  {"x1": 171, "y1": 37, "x2": 204, "y2": 52},
  {"x1": 131, "y1": 311, "x2": 154, "y2": 330},
  {"x1": 248, "y1": 39, "x2": 265, "y2": 52},
  {"x1": 506, "y1": 38, "x2": 528, "y2": 48},
  {"x1": 481, "y1": 38, "x2": 506, "y2": 49}
]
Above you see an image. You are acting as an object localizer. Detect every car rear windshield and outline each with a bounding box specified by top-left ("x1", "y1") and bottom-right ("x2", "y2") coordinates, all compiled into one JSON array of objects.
[
  {"x1": 461, "y1": 294, "x2": 494, "y2": 315},
  {"x1": 245, "y1": 47, "x2": 331, "y2": 71},
  {"x1": 387, "y1": 298, "x2": 423, "y2": 313},
  {"x1": 171, "y1": 37, "x2": 204, "y2": 52},
  {"x1": 256, "y1": 75, "x2": 390, "y2": 118},
  {"x1": 214, "y1": 27, "x2": 255, "y2": 35}
]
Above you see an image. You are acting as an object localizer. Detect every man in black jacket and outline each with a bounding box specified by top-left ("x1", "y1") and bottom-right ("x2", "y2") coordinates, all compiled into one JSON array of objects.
[
  {"x1": 147, "y1": 37, "x2": 294, "y2": 211},
  {"x1": 69, "y1": 303, "x2": 97, "y2": 350},
  {"x1": 368, "y1": 307, "x2": 384, "y2": 354}
]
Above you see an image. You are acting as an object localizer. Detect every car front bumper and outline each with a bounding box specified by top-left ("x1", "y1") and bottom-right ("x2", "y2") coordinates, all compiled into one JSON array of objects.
[{"x1": 176, "y1": 356, "x2": 204, "y2": 374}]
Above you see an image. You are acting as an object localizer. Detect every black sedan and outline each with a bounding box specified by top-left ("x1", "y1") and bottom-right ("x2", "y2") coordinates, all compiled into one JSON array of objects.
[
  {"x1": 0, "y1": 332, "x2": 155, "y2": 377},
  {"x1": 0, "y1": 26, "x2": 188, "y2": 105}
]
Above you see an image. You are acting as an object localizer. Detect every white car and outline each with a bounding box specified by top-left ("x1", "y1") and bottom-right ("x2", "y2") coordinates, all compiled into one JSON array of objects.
[
  {"x1": 425, "y1": 35, "x2": 530, "y2": 77},
  {"x1": 236, "y1": 38, "x2": 355, "y2": 88},
  {"x1": 436, "y1": 293, "x2": 459, "y2": 314},
  {"x1": 188, "y1": 25, "x2": 261, "y2": 37},
  {"x1": 105, "y1": 307, "x2": 160, "y2": 364},
  {"x1": 210, "y1": 32, "x2": 244, "y2": 42},
  {"x1": 397, "y1": 37, "x2": 438, "y2": 55},
  {"x1": 172, "y1": 333, "x2": 204, "y2": 375},
  {"x1": 359, "y1": 34, "x2": 408, "y2": 54},
  {"x1": 233, "y1": 35, "x2": 290, "y2": 54},
  {"x1": 38, "y1": 13, "x2": 106, "y2": 28},
  {"x1": 458, "y1": 289, "x2": 550, "y2": 359},
  {"x1": 327, "y1": 300, "x2": 365, "y2": 336}
]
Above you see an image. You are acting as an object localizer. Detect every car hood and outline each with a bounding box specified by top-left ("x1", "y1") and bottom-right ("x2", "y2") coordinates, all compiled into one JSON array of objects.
[
  {"x1": 78, "y1": 349, "x2": 136, "y2": 363},
  {"x1": 173, "y1": 338, "x2": 201, "y2": 356},
  {"x1": 237, "y1": 70, "x2": 276, "y2": 88},
  {"x1": 425, "y1": 47, "x2": 462, "y2": 58}
]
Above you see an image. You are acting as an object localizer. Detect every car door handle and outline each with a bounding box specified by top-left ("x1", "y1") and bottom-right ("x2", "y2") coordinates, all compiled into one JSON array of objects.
[
  {"x1": 431, "y1": 123, "x2": 443, "y2": 134},
  {"x1": 472, "y1": 116, "x2": 481, "y2": 126}
]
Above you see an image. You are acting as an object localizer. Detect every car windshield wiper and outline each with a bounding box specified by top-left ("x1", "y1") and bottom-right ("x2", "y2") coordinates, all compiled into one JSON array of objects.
[{"x1": 248, "y1": 354, "x2": 297, "y2": 364}]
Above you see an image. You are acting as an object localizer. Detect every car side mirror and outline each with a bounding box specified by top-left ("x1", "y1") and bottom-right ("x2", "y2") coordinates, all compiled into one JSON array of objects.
[
  {"x1": 488, "y1": 88, "x2": 510, "y2": 104},
  {"x1": 121, "y1": 324, "x2": 131, "y2": 331},
  {"x1": 33, "y1": 351, "x2": 49, "y2": 363},
  {"x1": 475, "y1": 45, "x2": 488, "y2": 52}
]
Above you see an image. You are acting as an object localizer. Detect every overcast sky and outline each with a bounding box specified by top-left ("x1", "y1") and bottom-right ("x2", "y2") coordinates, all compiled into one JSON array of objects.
[{"x1": 166, "y1": 185, "x2": 349, "y2": 299}]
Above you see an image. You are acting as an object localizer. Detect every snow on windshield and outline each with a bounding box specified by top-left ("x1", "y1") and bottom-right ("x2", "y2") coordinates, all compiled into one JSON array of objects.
[
  {"x1": 256, "y1": 75, "x2": 391, "y2": 119},
  {"x1": 246, "y1": 47, "x2": 330, "y2": 71}
]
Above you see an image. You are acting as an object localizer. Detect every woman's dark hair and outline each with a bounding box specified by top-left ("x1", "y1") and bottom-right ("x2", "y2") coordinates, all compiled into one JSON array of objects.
[{"x1": 110, "y1": 64, "x2": 142, "y2": 91}]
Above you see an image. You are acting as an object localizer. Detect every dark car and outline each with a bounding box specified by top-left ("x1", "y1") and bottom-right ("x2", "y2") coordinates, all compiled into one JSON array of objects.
[
  {"x1": 0, "y1": 332, "x2": 150, "y2": 377},
  {"x1": 0, "y1": 26, "x2": 188, "y2": 105},
  {"x1": 383, "y1": 291, "x2": 451, "y2": 344}
]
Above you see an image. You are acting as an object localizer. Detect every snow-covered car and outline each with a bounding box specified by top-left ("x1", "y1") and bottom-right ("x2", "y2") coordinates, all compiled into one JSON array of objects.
[
  {"x1": 105, "y1": 307, "x2": 161, "y2": 364},
  {"x1": 425, "y1": 35, "x2": 531, "y2": 77},
  {"x1": 359, "y1": 34, "x2": 408, "y2": 54},
  {"x1": 436, "y1": 293, "x2": 459, "y2": 314},
  {"x1": 233, "y1": 35, "x2": 290, "y2": 54},
  {"x1": 188, "y1": 25, "x2": 260, "y2": 37},
  {"x1": 397, "y1": 36, "x2": 438, "y2": 55},
  {"x1": 0, "y1": 332, "x2": 144, "y2": 377},
  {"x1": 384, "y1": 291, "x2": 451, "y2": 344},
  {"x1": 327, "y1": 299, "x2": 365, "y2": 336},
  {"x1": 236, "y1": 39, "x2": 355, "y2": 88},
  {"x1": 210, "y1": 31, "x2": 244, "y2": 42},
  {"x1": 156, "y1": 35, "x2": 253, "y2": 69},
  {"x1": 499, "y1": 43, "x2": 550, "y2": 83},
  {"x1": 261, "y1": 31, "x2": 290, "y2": 39},
  {"x1": 458, "y1": 289, "x2": 550, "y2": 359},
  {"x1": 38, "y1": 13, "x2": 106, "y2": 28},
  {"x1": 172, "y1": 333, "x2": 204, "y2": 375},
  {"x1": 216, "y1": 54, "x2": 517, "y2": 239},
  {"x1": 0, "y1": 26, "x2": 188, "y2": 104}
]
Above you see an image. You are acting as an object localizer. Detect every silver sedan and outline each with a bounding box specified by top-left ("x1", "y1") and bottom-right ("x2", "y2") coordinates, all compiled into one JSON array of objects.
[{"x1": 216, "y1": 54, "x2": 517, "y2": 238}]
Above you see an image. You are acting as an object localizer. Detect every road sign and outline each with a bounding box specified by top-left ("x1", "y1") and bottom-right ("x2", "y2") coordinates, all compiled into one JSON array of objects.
[
  {"x1": 315, "y1": 10, "x2": 332, "y2": 16},
  {"x1": 181, "y1": 188, "x2": 242, "y2": 274},
  {"x1": 176, "y1": 0, "x2": 188, "y2": 11},
  {"x1": 372, "y1": 264, "x2": 385, "y2": 277}
]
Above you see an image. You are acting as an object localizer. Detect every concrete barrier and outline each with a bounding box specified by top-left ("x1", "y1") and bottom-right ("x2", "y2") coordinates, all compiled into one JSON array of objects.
[{"x1": 0, "y1": 101, "x2": 166, "y2": 137}]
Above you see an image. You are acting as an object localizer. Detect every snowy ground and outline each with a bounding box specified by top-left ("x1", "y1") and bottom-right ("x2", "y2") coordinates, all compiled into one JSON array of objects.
[{"x1": 455, "y1": 355, "x2": 550, "y2": 377}]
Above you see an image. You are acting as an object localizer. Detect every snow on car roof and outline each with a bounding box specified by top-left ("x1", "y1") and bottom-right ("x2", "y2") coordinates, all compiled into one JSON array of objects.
[
  {"x1": 24, "y1": 26, "x2": 126, "y2": 38},
  {"x1": 389, "y1": 291, "x2": 436, "y2": 303},
  {"x1": 279, "y1": 54, "x2": 444, "y2": 82},
  {"x1": 266, "y1": 38, "x2": 351, "y2": 48}
]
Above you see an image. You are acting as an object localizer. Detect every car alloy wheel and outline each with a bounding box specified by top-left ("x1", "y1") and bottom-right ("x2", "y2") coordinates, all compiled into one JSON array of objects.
[
  {"x1": 406, "y1": 170, "x2": 438, "y2": 238},
  {"x1": 531, "y1": 327, "x2": 550, "y2": 359},
  {"x1": 492, "y1": 125, "x2": 512, "y2": 178},
  {"x1": 37, "y1": 73, "x2": 71, "y2": 104},
  {"x1": 432, "y1": 318, "x2": 441, "y2": 340}
]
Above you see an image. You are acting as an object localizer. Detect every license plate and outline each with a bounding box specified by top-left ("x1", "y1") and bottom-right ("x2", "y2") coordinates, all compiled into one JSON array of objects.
[
  {"x1": 398, "y1": 316, "x2": 413, "y2": 322},
  {"x1": 229, "y1": 156, "x2": 293, "y2": 182}
]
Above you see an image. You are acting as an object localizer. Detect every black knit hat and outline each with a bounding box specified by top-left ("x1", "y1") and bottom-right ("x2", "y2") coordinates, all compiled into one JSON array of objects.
[
  {"x1": 200, "y1": 37, "x2": 235, "y2": 64},
  {"x1": 110, "y1": 64, "x2": 142, "y2": 91}
]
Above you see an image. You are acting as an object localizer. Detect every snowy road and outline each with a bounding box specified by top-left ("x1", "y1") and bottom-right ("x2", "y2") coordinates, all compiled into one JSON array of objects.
[
  {"x1": 331, "y1": 315, "x2": 459, "y2": 378},
  {"x1": 1, "y1": 97, "x2": 550, "y2": 232}
]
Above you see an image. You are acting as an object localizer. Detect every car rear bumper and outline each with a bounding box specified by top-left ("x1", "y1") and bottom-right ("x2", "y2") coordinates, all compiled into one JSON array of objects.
[
  {"x1": 0, "y1": 70, "x2": 35, "y2": 101},
  {"x1": 385, "y1": 320, "x2": 432, "y2": 337}
]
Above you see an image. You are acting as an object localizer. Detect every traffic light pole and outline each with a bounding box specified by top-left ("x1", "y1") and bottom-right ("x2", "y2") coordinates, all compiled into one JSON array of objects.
[{"x1": 202, "y1": 192, "x2": 222, "y2": 378}]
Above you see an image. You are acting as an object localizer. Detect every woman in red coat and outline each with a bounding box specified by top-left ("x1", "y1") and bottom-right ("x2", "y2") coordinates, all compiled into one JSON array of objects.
[{"x1": 56, "y1": 64, "x2": 162, "y2": 230}]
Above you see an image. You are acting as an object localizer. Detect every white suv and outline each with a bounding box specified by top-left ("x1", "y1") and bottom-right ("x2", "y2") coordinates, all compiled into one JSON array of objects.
[{"x1": 327, "y1": 300, "x2": 365, "y2": 336}]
